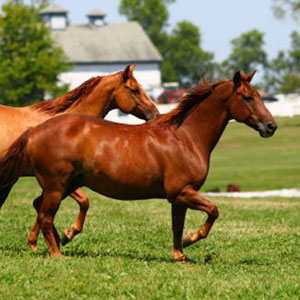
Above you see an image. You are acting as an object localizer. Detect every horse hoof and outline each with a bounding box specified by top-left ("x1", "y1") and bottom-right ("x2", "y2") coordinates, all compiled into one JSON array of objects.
[
  {"x1": 174, "y1": 254, "x2": 196, "y2": 264},
  {"x1": 28, "y1": 240, "x2": 38, "y2": 251},
  {"x1": 61, "y1": 231, "x2": 71, "y2": 246},
  {"x1": 173, "y1": 250, "x2": 186, "y2": 262},
  {"x1": 52, "y1": 253, "x2": 65, "y2": 258}
]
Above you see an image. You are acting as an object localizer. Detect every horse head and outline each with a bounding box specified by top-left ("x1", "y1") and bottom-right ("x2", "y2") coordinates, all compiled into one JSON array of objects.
[
  {"x1": 228, "y1": 70, "x2": 277, "y2": 137},
  {"x1": 113, "y1": 64, "x2": 160, "y2": 121}
]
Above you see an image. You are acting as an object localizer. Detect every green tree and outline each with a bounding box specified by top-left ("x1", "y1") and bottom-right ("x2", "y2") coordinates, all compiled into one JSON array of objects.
[
  {"x1": 263, "y1": 51, "x2": 289, "y2": 93},
  {"x1": 119, "y1": 0, "x2": 174, "y2": 53},
  {"x1": 0, "y1": 1, "x2": 70, "y2": 106},
  {"x1": 119, "y1": 0, "x2": 216, "y2": 86},
  {"x1": 278, "y1": 73, "x2": 300, "y2": 93},
  {"x1": 272, "y1": 0, "x2": 300, "y2": 21},
  {"x1": 220, "y1": 30, "x2": 267, "y2": 77},
  {"x1": 162, "y1": 21, "x2": 215, "y2": 86},
  {"x1": 264, "y1": 31, "x2": 300, "y2": 93}
]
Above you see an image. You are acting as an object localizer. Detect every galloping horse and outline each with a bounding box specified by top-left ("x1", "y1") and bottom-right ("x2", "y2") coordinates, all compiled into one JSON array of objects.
[
  {"x1": 0, "y1": 64, "x2": 159, "y2": 250},
  {"x1": 0, "y1": 71, "x2": 277, "y2": 261}
]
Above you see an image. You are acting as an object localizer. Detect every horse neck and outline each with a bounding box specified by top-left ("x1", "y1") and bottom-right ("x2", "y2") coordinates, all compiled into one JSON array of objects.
[
  {"x1": 179, "y1": 85, "x2": 232, "y2": 156},
  {"x1": 65, "y1": 75, "x2": 119, "y2": 117}
]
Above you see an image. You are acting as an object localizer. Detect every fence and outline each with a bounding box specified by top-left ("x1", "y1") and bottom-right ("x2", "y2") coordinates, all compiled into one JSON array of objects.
[{"x1": 106, "y1": 94, "x2": 300, "y2": 125}]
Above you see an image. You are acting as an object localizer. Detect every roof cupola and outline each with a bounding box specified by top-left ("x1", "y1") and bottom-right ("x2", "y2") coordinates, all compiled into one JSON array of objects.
[
  {"x1": 39, "y1": 4, "x2": 68, "y2": 31},
  {"x1": 87, "y1": 9, "x2": 106, "y2": 27}
]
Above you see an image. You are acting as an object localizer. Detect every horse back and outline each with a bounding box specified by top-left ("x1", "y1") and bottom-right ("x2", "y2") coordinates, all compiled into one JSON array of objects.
[
  {"x1": 26, "y1": 114, "x2": 86, "y2": 182},
  {"x1": 0, "y1": 105, "x2": 49, "y2": 159}
]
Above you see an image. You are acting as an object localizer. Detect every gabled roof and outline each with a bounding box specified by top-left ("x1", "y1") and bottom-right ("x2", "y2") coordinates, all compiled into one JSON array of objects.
[
  {"x1": 40, "y1": 4, "x2": 67, "y2": 14},
  {"x1": 52, "y1": 22, "x2": 162, "y2": 64}
]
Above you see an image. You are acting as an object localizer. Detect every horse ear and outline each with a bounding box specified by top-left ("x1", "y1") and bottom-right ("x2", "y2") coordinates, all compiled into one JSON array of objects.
[
  {"x1": 233, "y1": 71, "x2": 242, "y2": 89},
  {"x1": 246, "y1": 70, "x2": 256, "y2": 82},
  {"x1": 123, "y1": 65, "x2": 131, "y2": 83},
  {"x1": 129, "y1": 63, "x2": 136, "y2": 73}
]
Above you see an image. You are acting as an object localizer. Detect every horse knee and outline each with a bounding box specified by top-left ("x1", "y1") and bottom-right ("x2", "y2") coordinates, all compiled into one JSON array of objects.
[
  {"x1": 38, "y1": 214, "x2": 52, "y2": 231},
  {"x1": 72, "y1": 191, "x2": 89, "y2": 211},
  {"x1": 79, "y1": 195, "x2": 89, "y2": 212},
  {"x1": 210, "y1": 205, "x2": 219, "y2": 219}
]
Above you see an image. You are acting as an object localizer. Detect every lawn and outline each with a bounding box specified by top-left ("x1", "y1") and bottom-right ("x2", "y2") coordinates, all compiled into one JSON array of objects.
[
  {"x1": 0, "y1": 116, "x2": 299, "y2": 299},
  {"x1": 203, "y1": 115, "x2": 300, "y2": 191}
]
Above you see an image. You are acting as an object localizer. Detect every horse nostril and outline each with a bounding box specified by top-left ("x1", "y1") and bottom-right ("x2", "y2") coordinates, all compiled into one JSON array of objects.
[
  {"x1": 267, "y1": 122, "x2": 277, "y2": 132},
  {"x1": 155, "y1": 112, "x2": 160, "y2": 118}
]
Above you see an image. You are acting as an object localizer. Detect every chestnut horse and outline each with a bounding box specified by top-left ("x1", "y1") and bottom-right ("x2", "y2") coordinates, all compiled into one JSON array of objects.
[
  {"x1": 0, "y1": 64, "x2": 159, "y2": 250},
  {"x1": 0, "y1": 71, "x2": 277, "y2": 261}
]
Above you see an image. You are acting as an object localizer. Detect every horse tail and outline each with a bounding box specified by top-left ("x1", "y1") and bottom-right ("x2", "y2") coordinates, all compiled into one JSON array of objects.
[{"x1": 0, "y1": 129, "x2": 31, "y2": 208}]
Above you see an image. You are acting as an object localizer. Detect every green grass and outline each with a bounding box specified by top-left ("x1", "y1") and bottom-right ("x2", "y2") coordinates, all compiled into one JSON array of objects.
[
  {"x1": 203, "y1": 115, "x2": 300, "y2": 191},
  {"x1": 0, "y1": 116, "x2": 299, "y2": 299}
]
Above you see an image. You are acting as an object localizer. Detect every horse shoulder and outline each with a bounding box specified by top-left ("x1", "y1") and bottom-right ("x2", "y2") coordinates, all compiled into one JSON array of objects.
[{"x1": 161, "y1": 132, "x2": 209, "y2": 198}]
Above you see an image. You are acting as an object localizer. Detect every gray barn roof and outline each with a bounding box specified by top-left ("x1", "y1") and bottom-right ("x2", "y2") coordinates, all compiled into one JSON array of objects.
[{"x1": 52, "y1": 22, "x2": 162, "y2": 64}]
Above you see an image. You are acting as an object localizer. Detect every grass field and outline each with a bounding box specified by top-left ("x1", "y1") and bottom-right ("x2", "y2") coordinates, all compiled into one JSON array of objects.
[
  {"x1": 203, "y1": 115, "x2": 300, "y2": 191},
  {"x1": 0, "y1": 116, "x2": 299, "y2": 299}
]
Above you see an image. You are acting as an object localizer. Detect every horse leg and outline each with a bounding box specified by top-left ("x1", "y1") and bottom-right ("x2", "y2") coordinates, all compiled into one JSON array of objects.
[
  {"x1": 171, "y1": 203, "x2": 187, "y2": 261},
  {"x1": 27, "y1": 195, "x2": 42, "y2": 250},
  {"x1": 61, "y1": 188, "x2": 89, "y2": 246},
  {"x1": 173, "y1": 185, "x2": 219, "y2": 249},
  {"x1": 38, "y1": 190, "x2": 63, "y2": 257},
  {"x1": 28, "y1": 194, "x2": 61, "y2": 251}
]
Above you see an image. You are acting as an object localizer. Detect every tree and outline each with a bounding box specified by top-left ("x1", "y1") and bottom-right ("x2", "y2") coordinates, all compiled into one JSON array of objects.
[
  {"x1": 272, "y1": 0, "x2": 300, "y2": 21},
  {"x1": 119, "y1": 0, "x2": 175, "y2": 54},
  {"x1": 264, "y1": 31, "x2": 300, "y2": 93},
  {"x1": 162, "y1": 21, "x2": 215, "y2": 86},
  {"x1": 220, "y1": 30, "x2": 267, "y2": 77},
  {"x1": 263, "y1": 51, "x2": 289, "y2": 93},
  {"x1": 119, "y1": 0, "x2": 216, "y2": 86},
  {"x1": 269, "y1": 1, "x2": 300, "y2": 93},
  {"x1": 0, "y1": 1, "x2": 70, "y2": 106},
  {"x1": 278, "y1": 73, "x2": 300, "y2": 93}
]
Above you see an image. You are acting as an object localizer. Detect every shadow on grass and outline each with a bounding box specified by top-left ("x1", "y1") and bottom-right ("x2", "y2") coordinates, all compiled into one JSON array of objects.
[
  {"x1": 0, "y1": 245, "x2": 28, "y2": 253},
  {"x1": 0, "y1": 240, "x2": 205, "y2": 264},
  {"x1": 238, "y1": 258, "x2": 272, "y2": 266},
  {"x1": 63, "y1": 248, "x2": 181, "y2": 264},
  {"x1": 60, "y1": 247, "x2": 225, "y2": 265},
  {"x1": 0, "y1": 244, "x2": 274, "y2": 267},
  {"x1": 0, "y1": 240, "x2": 223, "y2": 265}
]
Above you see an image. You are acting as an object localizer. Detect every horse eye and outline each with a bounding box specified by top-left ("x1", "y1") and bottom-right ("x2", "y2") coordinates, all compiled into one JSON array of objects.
[
  {"x1": 243, "y1": 95, "x2": 253, "y2": 102},
  {"x1": 131, "y1": 88, "x2": 140, "y2": 95}
]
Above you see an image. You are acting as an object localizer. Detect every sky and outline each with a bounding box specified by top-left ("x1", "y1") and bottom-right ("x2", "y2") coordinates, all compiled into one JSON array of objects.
[
  {"x1": 0, "y1": 0, "x2": 299, "y2": 62},
  {"x1": 31, "y1": 0, "x2": 300, "y2": 63}
]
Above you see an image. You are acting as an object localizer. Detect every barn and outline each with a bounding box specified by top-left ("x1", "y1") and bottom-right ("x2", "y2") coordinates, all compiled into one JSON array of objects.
[{"x1": 39, "y1": 4, "x2": 163, "y2": 99}]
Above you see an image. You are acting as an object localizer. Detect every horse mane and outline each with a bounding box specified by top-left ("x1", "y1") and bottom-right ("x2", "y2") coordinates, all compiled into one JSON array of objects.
[
  {"x1": 32, "y1": 76, "x2": 103, "y2": 115},
  {"x1": 158, "y1": 79, "x2": 230, "y2": 127}
]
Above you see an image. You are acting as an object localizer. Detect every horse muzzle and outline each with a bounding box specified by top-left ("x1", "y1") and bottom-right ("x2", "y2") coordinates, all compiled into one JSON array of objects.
[
  {"x1": 144, "y1": 110, "x2": 160, "y2": 121},
  {"x1": 258, "y1": 121, "x2": 278, "y2": 138}
]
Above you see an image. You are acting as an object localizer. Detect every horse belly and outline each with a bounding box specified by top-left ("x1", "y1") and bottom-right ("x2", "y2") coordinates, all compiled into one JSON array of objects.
[{"x1": 83, "y1": 171, "x2": 166, "y2": 200}]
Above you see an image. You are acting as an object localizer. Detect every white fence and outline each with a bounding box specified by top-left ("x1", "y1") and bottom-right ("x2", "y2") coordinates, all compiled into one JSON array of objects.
[{"x1": 106, "y1": 94, "x2": 300, "y2": 125}]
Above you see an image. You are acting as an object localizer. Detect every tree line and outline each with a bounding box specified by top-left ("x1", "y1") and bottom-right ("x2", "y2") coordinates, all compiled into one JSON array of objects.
[
  {"x1": 120, "y1": 0, "x2": 300, "y2": 93},
  {"x1": 0, "y1": 0, "x2": 299, "y2": 106}
]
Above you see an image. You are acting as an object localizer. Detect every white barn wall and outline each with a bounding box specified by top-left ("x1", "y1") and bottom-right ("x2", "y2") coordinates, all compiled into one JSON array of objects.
[
  {"x1": 59, "y1": 62, "x2": 162, "y2": 99},
  {"x1": 106, "y1": 103, "x2": 177, "y2": 124}
]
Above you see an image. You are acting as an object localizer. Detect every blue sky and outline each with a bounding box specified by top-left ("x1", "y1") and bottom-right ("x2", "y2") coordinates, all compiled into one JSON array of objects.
[
  {"x1": 40, "y1": 0, "x2": 299, "y2": 62},
  {"x1": 1, "y1": 0, "x2": 299, "y2": 62}
]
